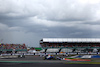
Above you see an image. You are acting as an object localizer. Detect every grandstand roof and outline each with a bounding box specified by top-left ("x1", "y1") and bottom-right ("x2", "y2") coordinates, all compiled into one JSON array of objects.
[{"x1": 42, "y1": 38, "x2": 100, "y2": 42}]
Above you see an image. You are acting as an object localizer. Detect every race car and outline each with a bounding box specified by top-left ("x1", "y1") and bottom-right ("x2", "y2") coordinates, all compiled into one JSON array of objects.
[{"x1": 43, "y1": 54, "x2": 62, "y2": 60}]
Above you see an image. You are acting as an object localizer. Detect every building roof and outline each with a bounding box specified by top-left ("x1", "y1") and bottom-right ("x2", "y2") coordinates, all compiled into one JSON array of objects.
[{"x1": 42, "y1": 38, "x2": 100, "y2": 42}]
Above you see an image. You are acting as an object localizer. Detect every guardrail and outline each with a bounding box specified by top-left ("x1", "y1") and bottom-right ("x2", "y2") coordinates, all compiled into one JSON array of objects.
[{"x1": 0, "y1": 52, "x2": 100, "y2": 56}]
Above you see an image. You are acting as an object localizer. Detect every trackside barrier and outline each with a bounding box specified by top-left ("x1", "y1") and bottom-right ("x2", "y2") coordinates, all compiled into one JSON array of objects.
[
  {"x1": 78, "y1": 53, "x2": 88, "y2": 54},
  {"x1": 45, "y1": 53, "x2": 56, "y2": 55},
  {"x1": 98, "y1": 52, "x2": 100, "y2": 54},
  {"x1": 1, "y1": 52, "x2": 100, "y2": 56},
  {"x1": 68, "y1": 53, "x2": 77, "y2": 55},
  {"x1": 88, "y1": 53, "x2": 97, "y2": 54},
  {"x1": 57, "y1": 53, "x2": 66, "y2": 55}
]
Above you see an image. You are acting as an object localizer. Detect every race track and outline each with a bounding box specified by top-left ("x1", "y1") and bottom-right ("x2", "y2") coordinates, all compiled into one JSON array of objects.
[{"x1": 0, "y1": 55, "x2": 100, "y2": 67}]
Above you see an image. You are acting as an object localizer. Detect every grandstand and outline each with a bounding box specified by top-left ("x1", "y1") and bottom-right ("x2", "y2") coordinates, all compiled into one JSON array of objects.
[
  {"x1": 40, "y1": 38, "x2": 100, "y2": 53},
  {"x1": 0, "y1": 43, "x2": 27, "y2": 54}
]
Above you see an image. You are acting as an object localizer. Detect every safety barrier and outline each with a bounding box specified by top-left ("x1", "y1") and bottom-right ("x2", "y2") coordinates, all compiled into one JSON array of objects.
[{"x1": 0, "y1": 52, "x2": 100, "y2": 56}]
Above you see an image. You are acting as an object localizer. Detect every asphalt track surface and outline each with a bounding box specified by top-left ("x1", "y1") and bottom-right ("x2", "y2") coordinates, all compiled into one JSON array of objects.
[
  {"x1": 0, "y1": 63, "x2": 100, "y2": 67},
  {"x1": 0, "y1": 55, "x2": 100, "y2": 67}
]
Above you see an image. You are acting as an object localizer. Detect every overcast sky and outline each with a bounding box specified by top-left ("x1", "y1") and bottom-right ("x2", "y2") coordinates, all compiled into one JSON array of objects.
[{"x1": 0, "y1": 0, "x2": 100, "y2": 47}]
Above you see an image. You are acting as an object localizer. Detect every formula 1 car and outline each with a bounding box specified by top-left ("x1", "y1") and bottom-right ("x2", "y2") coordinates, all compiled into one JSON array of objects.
[{"x1": 43, "y1": 54, "x2": 62, "y2": 60}]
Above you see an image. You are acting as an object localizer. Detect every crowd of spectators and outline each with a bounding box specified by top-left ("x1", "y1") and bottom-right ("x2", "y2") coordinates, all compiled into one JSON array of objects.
[
  {"x1": 41, "y1": 44, "x2": 100, "y2": 48},
  {"x1": 0, "y1": 43, "x2": 27, "y2": 50}
]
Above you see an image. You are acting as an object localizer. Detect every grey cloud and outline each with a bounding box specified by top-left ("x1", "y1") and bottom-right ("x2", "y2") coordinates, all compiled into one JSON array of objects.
[{"x1": 0, "y1": 0, "x2": 100, "y2": 47}]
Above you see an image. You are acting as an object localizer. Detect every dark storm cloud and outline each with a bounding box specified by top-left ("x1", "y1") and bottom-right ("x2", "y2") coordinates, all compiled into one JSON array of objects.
[{"x1": 0, "y1": 0, "x2": 100, "y2": 47}]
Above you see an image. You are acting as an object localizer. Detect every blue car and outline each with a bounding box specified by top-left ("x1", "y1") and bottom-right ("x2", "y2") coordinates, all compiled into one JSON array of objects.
[{"x1": 43, "y1": 55, "x2": 61, "y2": 60}]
